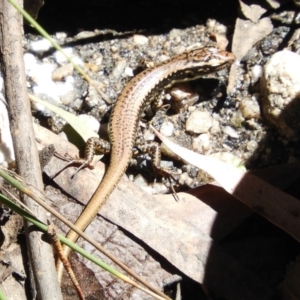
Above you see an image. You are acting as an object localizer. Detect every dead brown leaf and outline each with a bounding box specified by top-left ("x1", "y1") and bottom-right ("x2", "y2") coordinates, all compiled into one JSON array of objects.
[
  {"x1": 232, "y1": 17, "x2": 273, "y2": 61},
  {"x1": 152, "y1": 126, "x2": 300, "y2": 243},
  {"x1": 239, "y1": 0, "x2": 267, "y2": 23},
  {"x1": 228, "y1": 16, "x2": 273, "y2": 93}
]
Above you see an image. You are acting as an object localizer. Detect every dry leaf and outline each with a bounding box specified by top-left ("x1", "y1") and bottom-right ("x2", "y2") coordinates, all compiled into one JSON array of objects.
[
  {"x1": 228, "y1": 17, "x2": 273, "y2": 93},
  {"x1": 152, "y1": 126, "x2": 300, "y2": 243},
  {"x1": 232, "y1": 17, "x2": 273, "y2": 61},
  {"x1": 239, "y1": 0, "x2": 267, "y2": 23}
]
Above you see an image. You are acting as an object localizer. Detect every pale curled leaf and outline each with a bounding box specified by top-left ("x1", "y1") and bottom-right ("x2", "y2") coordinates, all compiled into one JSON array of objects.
[{"x1": 151, "y1": 125, "x2": 300, "y2": 242}]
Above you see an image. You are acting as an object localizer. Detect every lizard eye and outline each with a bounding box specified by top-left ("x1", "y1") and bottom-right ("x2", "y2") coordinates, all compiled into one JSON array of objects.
[{"x1": 185, "y1": 70, "x2": 196, "y2": 78}]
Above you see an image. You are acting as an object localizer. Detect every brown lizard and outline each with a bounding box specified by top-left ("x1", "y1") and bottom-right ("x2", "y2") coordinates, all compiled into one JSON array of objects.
[{"x1": 56, "y1": 46, "x2": 235, "y2": 280}]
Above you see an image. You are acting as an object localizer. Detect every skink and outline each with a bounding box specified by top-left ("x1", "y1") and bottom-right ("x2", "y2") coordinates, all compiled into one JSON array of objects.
[{"x1": 56, "y1": 46, "x2": 235, "y2": 280}]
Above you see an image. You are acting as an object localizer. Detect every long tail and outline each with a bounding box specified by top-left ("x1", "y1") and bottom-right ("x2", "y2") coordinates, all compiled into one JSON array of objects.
[{"x1": 56, "y1": 160, "x2": 126, "y2": 283}]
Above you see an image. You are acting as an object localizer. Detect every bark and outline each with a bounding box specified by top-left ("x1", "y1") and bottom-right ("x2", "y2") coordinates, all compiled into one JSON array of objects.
[{"x1": 0, "y1": 1, "x2": 62, "y2": 299}]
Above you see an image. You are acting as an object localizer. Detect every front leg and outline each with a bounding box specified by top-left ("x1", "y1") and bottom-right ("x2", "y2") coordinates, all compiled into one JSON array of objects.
[{"x1": 53, "y1": 137, "x2": 111, "y2": 178}]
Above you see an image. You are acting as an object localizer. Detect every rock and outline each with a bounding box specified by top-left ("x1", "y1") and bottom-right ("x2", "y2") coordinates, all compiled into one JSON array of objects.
[
  {"x1": 186, "y1": 111, "x2": 213, "y2": 134},
  {"x1": 260, "y1": 49, "x2": 300, "y2": 139}
]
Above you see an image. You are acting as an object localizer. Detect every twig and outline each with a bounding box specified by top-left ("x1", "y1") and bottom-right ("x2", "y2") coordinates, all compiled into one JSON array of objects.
[{"x1": 0, "y1": 1, "x2": 62, "y2": 299}]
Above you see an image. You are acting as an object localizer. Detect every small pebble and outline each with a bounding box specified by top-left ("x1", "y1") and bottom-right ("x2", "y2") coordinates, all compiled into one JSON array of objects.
[
  {"x1": 30, "y1": 39, "x2": 52, "y2": 53},
  {"x1": 112, "y1": 59, "x2": 127, "y2": 78},
  {"x1": 250, "y1": 65, "x2": 263, "y2": 84},
  {"x1": 160, "y1": 121, "x2": 174, "y2": 137},
  {"x1": 192, "y1": 134, "x2": 210, "y2": 152},
  {"x1": 159, "y1": 160, "x2": 175, "y2": 169},
  {"x1": 210, "y1": 118, "x2": 221, "y2": 134},
  {"x1": 72, "y1": 98, "x2": 84, "y2": 110},
  {"x1": 173, "y1": 36, "x2": 182, "y2": 45},
  {"x1": 169, "y1": 29, "x2": 182, "y2": 39},
  {"x1": 206, "y1": 18, "x2": 217, "y2": 28},
  {"x1": 84, "y1": 63, "x2": 99, "y2": 73},
  {"x1": 95, "y1": 56, "x2": 103, "y2": 66},
  {"x1": 143, "y1": 130, "x2": 155, "y2": 141},
  {"x1": 170, "y1": 84, "x2": 193, "y2": 101},
  {"x1": 133, "y1": 34, "x2": 149, "y2": 45},
  {"x1": 86, "y1": 85, "x2": 104, "y2": 109},
  {"x1": 78, "y1": 114, "x2": 100, "y2": 133},
  {"x1": 239, "y1": 97, "x2": 260, "y2": 119},
  {"x1": 75, "y1": 31, "x2": 96, "y2": 39},
  {"x1": 124, "y1": 67, "x2": 134, "y2": 77},
  {"x1": 55, "y1": 32, "x2": 67, "y2": 41},
  {"x1": 179, "y1": 172, "x2": 194, "y2": 186},
  {"x1": 52, "y1": 63, "x2": 74, "y2": 81},
  {"x1": 170, "y1": 84, "x2": 199, "y2": 112},
  {"x1": 31, "y1": 101, "x2": 50, "y2": 115},
  {"x1": 246, "y1": 140, "x2": 258, "y2": 151},
  {"x1": 230, "y1": 111, "x2": 245, "y2": 128},
  {"x1": 110, "y1": 45, "x2": 118, "y2": 52},
  {"x1": 60, "y1": 90, "x2": 76, "y2": 105},
  {"x1": 222, "y1": 126, "x2": 239, "y2": 138},
  {"x1": 186, "y1": 111, "x2": 213, "y2": 134},
  {"x1": 54, "y1": 48, "x2": 73, "y2": 64}
]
